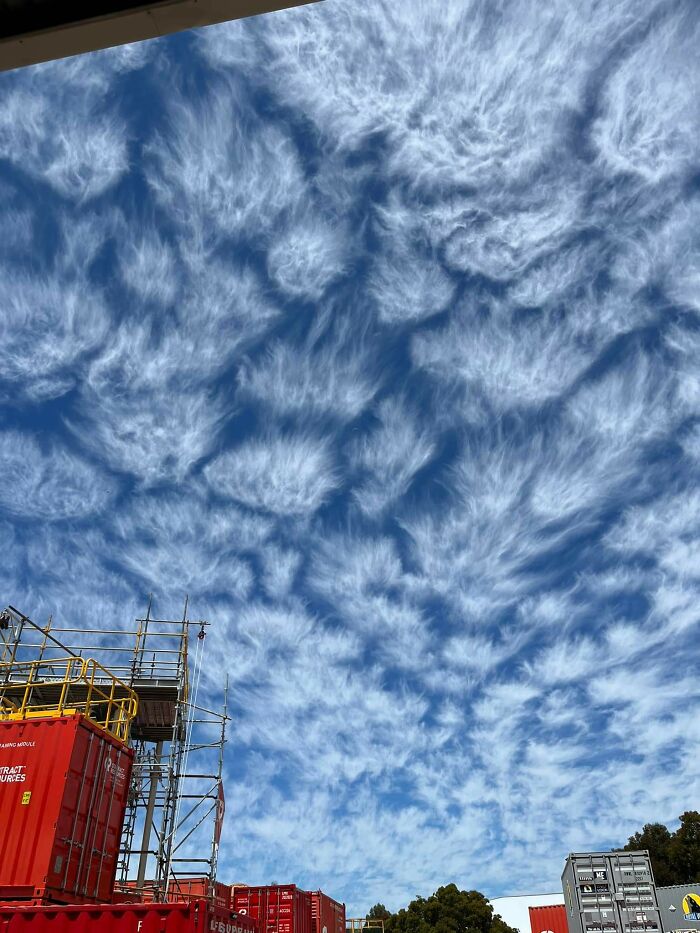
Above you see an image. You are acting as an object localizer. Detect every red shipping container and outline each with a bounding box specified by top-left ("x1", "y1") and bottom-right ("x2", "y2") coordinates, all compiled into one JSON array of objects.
[
  {"x1": 529, "y1": 905, "x2": 568, "y2": 933},
  {"x1": 0, "y1": 714, "x2": 133, "y2": 905},
  {"x1": 116, "y1": 879, "x2": 232, "y2": 911},
  {"x1": 0, "y1": 899, "x2": 259, "y2": 933},
  {"x1": 233, "y1": 886, "x2": 312, "y2": 933},
  {"x1": 309, "y1": 892, "x2": 345, "y2": 933},
  {"x1": 167, "y1": 880, "x2": 231, "y2": 911}
]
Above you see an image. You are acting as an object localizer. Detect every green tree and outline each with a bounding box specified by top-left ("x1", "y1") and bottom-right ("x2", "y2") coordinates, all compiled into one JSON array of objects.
[
  {"x1": 668, "y1": 811, "x2": 700, "y2": 884},
  {"x1": 622, "y1": 822, "x2": 674, "y2": 885},
  {"x1": 368, "y1": 906, "x2": 393, "y2": 922},
  {"x1": 385, "y1": 884, "x2": 517, "y2": 933}
]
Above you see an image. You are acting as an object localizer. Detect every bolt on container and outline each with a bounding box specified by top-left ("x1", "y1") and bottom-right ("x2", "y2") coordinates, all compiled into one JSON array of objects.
[
  {"x1": 530, "y1": 905, "x2": 569, "y2": 933},
  {"x1": 232, "y1": 886, "x2": 312, "y2": 933},
  {"x1": 0, "y1": 714, "x2": 133, "y2": 905}
]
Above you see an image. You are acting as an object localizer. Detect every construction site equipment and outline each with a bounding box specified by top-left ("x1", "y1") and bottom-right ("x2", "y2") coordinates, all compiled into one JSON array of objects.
[
  {"x1": 0, "y1": 603, "x2": 227, "y2": 906},
  {"x1": 232, "y1": 886, "x2": 312, "y2": 933},
  {"x1": 346, "y1": 922, "x2": 384, "y2": 933},
  {"x1": 309, "y1": 892, "x2": 345, "y2": 933},
  {"x1": 0, "y1": 656, "x2": 137, "y2": 743},
  {"x1": 0, "y1": 714, "x2": 133, "y2": 905},
  {"x1": 0, "y1": 898, "x2": 259, "y2": 933},
  {"x1": 563, "y1": 851, "x2": 662, "y2": 933},
  {"x1": 0, "y1": 0, "x2": 323, "y2": 73}
]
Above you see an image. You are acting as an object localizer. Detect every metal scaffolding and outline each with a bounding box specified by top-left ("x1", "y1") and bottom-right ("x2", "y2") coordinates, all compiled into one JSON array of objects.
[
  {"x1": 346, "y1": 921, "x2": 386, "y2": 933},
  {"x1": 0, "y1": 601, "x2": 228, "y2": 903}
]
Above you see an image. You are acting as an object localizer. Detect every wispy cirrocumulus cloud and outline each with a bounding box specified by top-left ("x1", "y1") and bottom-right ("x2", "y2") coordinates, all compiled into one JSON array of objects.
[
  {"x1": 0, "y1": 430, "x2": 116, "y2": 520},
  {"x1": 1, "y1": 0, "x2": 699, "y2": 917},
  {"x1": 204, "y1": 434, "x2": 339, "y2": 516}
]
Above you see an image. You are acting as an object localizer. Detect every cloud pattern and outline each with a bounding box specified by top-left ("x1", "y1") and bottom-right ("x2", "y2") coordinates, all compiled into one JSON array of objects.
[{"x1": 0, "y1": 0, "x2": 699, "y2": 915}]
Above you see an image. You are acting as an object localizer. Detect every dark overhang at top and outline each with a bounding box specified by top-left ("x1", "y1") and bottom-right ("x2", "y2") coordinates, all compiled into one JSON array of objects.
[{"x1": 0, "y1": 0, "x2": 321, "y2": 72}]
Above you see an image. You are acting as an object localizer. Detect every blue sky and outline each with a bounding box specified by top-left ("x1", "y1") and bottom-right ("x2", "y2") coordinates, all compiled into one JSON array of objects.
[{"x1": 1, "y1": 0, "x2": 699, "y2": 916}]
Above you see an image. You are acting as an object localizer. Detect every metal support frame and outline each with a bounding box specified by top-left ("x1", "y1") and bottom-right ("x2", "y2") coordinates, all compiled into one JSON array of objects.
[
  {"x1": 347, "y1": 922, "x2": 386, "y2": 933},
  {"x1": 0, "y1": 602, "x2": 228, "y2": 904}
]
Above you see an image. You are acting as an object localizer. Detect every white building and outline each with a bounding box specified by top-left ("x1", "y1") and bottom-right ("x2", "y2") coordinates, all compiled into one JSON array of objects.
[{"x1": 490, "y1": 893, "x2": 566, "y2": 933}]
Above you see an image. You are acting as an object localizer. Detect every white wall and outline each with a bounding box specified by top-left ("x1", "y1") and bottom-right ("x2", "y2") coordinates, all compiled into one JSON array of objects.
[{"x1": 490, "y1": 893, "x2": 566, "y2": 933}]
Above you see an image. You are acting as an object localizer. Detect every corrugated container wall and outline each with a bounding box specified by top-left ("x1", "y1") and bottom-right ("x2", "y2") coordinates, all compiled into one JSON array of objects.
[
  {"x1": 563, "y1": 851, "x2": 662, "y2": 933},
  {"x1": 309, "y1": 892, "x2": 345, "y2": 933},
  {"x1": 656, "y1": 884, "x2": 700, "y2": 933},
  {"x1": 530, "y1": 905, "x2": 569, "y2": 933},
  {"x1": 115, "y1": 878, "x2": 232, "y2": 911},
  {"x1": 169, "y1": 880, "x2": 231, "y2": 911},
  {"x1": 0, "y1": 714, "x2": 133, "y2": 905},
  {"x1": 0, "y1": 899, "x2": 259, "y2": 933},
  {"x1": 233, "y1": 886, "x2": 312, "y2": 933}
]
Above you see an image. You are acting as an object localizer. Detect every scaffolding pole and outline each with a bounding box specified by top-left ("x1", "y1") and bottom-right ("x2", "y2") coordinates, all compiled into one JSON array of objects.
[{"x1": 0, "y1": 601, "x2": 228, "y2": 904}]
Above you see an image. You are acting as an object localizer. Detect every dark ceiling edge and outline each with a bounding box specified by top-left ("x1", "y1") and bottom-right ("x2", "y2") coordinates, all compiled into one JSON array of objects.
[{"x1": 0, "y1": 0, "x2": 322, "y2": 72}]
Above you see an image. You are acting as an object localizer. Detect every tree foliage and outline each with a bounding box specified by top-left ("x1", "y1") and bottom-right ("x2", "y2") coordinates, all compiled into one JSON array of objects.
[
  {"x1": 621, "y1": 811, "x2": 700, "y2": 885},
  {"x1": 368, "y1": 906, "x2": 393, "y2": 922},
  {"x1": 383, "y1": 884, "x2": 517, "y2": 933}
]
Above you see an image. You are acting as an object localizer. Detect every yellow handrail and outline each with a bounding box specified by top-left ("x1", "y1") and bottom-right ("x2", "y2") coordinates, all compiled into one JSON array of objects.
[{"x1": 0, "y1": 656, "x2": 138, "y2": 743}]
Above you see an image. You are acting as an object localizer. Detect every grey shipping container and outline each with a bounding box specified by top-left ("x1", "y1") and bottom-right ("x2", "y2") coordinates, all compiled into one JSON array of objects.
[
  {"x1": 563, "y1": 851, "x2": 663, "y2": 933},
  {"x1": 656, "y1": 885, "x2": 700, "y2": 933}
]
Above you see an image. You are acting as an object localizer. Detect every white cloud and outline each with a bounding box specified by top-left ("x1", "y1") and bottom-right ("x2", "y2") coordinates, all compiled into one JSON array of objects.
[
  {"x1": 0, "y1": 271, "x2": 110, "y2": 401},
  {"x1": 71, "y1": 261, "x2": 277, "y2": 483},
  {"x1": 682, "y1": 425, "x2": 700, "y2": 463},
  {"x1": 267, "y1": 211, "x2": 348, "y2": 301},
  {"x1": 0, "y1": 86, "x2": 128, "y2": 201},
  {"x1": 401, "y1": 437, "x2": 540, "y2": 611},
  {"x1": 351, "y1": 396, "x2": 437, "y2": 517},
  {"x1": 591, "y1": 14, "x2": 699, "y2": 184},
  {"x1": 118, "y1": 230, "x2": 178, "y2": 306},
  {"x1": 612, "y1": 200, "x2": 700, "y2": 314},
  {"x1": 440, "y1": 191, "x2": 579, "y2": 281},
  {"x1": 605, "y1": 490, "x2": 700, "y2": 557},
  {"x1": 204, "y1": 434, "x2": 339, "y2": 516},
  {"x1": 566, "y1": 352, "x2": 675, "y2": 444},
  {"x1": 72, "y1": 381, "x2": 227, "y2": 485},
  {"x1": 412, "y1": 305, "x2": 596, "y2": 411},
  {"x1": 111, "y1": 491, "x2": 270, "y2": 597},
  {"x1": 508, "y1": 243, "x2": 593, "y2": 308},
  {"x1": 213, "y1": 0, "x2": 633, "y2": 193},
  {"x1": 0, "y1": 209, "x2": 34, "y2": 258},
  {"x1": 308, "y1": 533, "x2": 405, "y2": 609},
  {"x1": 260, "y1": 545, "x2": 302, "y2": 600},
  {"x1": 370, "y1": 250, "x2": 455, "y2": 325},
  {"x1": 0, "y1": 213, "x2": 112, "y2": 401},
  {"x1": 524, "y1": 636, "x2": 601, "y2": 686},
  {"x1": 530, "y1": 354, "x2": 677, "y2": 523},
  {"x1": 0, "y1": 430, "x2": 116, "y2": 520},
  {"x1": 237, "y1": 335, "x2": 381, "y2": 422},
  {"x1": 146, "y1": 78, "x2": 307, "y2": 241},
  {"x1": 666, "y1": 324, "x2": 700, "y2": 414}
]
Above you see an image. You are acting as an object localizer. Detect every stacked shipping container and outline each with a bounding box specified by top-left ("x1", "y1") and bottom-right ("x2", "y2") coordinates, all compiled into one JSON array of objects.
[
  {"x1": 0, "y1": 715, "x2": 133, "y2": 906},
  {"x1": 232, "y1": 886, "x2": 312, "y2": 933},
  {"x1": 309, "y1": 892, "x2": 345, "y2": 933}
]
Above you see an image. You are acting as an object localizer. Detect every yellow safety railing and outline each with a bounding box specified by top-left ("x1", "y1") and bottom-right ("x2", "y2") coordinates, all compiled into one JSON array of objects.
[{"x1": 0, "y1": 656, "x2": 138, "y2": 743}]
